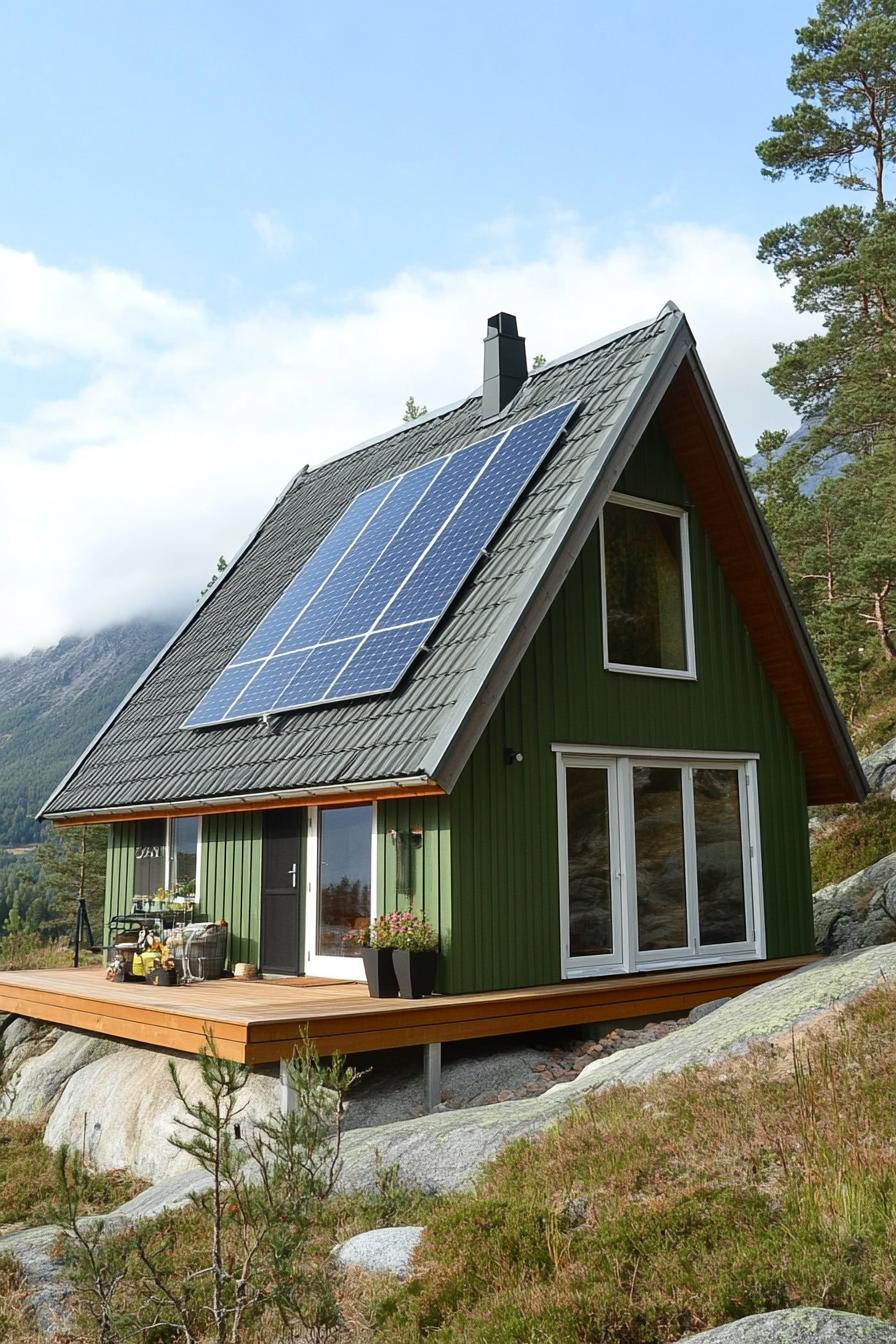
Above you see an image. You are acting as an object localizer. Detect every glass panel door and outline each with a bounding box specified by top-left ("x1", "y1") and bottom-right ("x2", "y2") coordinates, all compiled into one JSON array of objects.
[
  {"x1": 306, "y1": 802, "x2": 373, "y2": 978},
  {"x1": 560, "y1": 753, "x2": 759, "y2": 980},
  {"x1": 563, "y1": 763, "x2": 622, "y2": 973},
  {"x1": 693, "y1": 768, "x2": 749, "y2": 948},
  {"x1": 632, "y1": 765, "x2": 689, "y2": 955}
]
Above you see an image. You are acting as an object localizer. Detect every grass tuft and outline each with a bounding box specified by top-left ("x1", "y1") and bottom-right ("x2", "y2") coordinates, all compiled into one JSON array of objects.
[
  {"x1": 811, "y1": 792, "x2": 896, "y2": 890},
  {"x1": 0, "y1": 930, "x2": 101, "y2": 972},
  {"x1": 0, "y1": 1120, "x2": 143, "y2": 1231},
  {"x1": 0, "y1": 1253, "x2": 41, "y2": 1344},
  {"x1": 375, "y1": 987, "x2": 896, "y2": 1343}
]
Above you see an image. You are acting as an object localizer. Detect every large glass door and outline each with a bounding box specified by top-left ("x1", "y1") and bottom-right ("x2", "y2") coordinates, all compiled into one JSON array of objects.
[
  {"x1": 561, "y1": 753, "x2": 759, "y2": 978},
  {"x1": 692, "y1": 767, "x2": 752, "y2": 951},
  {"x1": 305, "y1": 802, "x2": 374, "y2": 978},
  {"x1": 631, "y1": 765, "x2": 690, "y2": 959},
  {"x1": 560, "y1": 760, "x2": 625, "y2": 974}
]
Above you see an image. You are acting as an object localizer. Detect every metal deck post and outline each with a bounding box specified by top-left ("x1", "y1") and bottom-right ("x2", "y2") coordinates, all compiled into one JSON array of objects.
[{"x1": 424, "y1": 1042, "x2": 442, "y2": 1113}]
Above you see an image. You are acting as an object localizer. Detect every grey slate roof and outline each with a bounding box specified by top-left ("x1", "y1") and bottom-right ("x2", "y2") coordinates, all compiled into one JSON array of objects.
[{"x1": 38, "y1": 308, "x2": 700, "y2": 816}]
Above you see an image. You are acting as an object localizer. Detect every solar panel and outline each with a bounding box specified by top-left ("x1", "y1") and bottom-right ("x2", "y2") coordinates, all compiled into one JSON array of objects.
[{"x1": 184, "y1": 399, "x2": 578, "y2": 728}]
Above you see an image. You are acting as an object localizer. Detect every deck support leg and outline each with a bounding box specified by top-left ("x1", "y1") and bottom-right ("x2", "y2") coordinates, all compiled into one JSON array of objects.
[
  {"x1": 423, "y1": 1042, "x2": 442, "y2": 1113},
  {"x1": 280, "y1": 1058, "x2": 297, "y2": 1117}
]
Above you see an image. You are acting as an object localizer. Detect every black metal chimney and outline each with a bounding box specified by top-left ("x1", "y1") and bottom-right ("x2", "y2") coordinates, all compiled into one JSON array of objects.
[{"x1": 482, "y1": 312, "x2": 527, "y2": 419}]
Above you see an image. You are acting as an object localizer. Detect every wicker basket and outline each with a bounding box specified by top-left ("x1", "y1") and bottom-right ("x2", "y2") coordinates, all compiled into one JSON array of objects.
[
  {"x1": 177, "y1": 923, "x2": 229, "y2": 981},
  {"x1": 233, "y1": 962, "x2": 257, "y2": 979}
]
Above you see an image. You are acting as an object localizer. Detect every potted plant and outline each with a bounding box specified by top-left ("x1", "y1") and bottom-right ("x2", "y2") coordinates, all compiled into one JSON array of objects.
[
  {"x1": 343, "y1": 925, "x2": 399, "y2": 999},
  {"x1": 374, "y1": 907, "x2": 439, "y2": 999}
]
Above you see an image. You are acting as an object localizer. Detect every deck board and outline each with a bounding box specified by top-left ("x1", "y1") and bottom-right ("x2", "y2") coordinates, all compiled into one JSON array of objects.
[{"x1": 0, "y1": 957, "x2": 816, "y2": 1064}]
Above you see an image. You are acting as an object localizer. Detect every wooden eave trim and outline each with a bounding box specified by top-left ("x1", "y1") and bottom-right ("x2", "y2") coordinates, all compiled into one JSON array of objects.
[
  {"x1": 49, "y1": 782, "x2": 445, "y2": 827},
  {"x1": 658, "y1": 359, "x2": 865, "y2": 807}
]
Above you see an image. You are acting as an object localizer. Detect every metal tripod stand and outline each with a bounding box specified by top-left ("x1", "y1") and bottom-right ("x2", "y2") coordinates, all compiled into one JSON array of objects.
[{"x1": 71, "y1": 895, "x2": 99, "y2": 968}]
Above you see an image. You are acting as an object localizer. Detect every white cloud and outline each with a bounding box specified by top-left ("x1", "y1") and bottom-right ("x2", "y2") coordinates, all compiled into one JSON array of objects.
[
  {"x1": 250, "y1": 211, "x2": 294, "y2": 256},
  {"x1": 1, "y1": 222, "x2": 815, "y2": 656},
  {"x1": 0, "y1": 244, "x2": 201, "y2": 367}
]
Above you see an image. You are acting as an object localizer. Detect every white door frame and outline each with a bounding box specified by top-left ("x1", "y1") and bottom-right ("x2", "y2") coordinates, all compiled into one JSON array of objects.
[
  {"x1": 555, "y1": 745, "x2": 765, "y2": 980},
  {"x1": 304, "y1": 802, "x2": 377, "y2": 980},
  {"x1": 557, "y1": 752, "x2": 628, "y2": 977}
]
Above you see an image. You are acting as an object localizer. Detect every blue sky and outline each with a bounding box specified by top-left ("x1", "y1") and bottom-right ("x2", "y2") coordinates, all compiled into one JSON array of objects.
[
  {"x1": 2, "y1": 1, "x2": 820, "y2": 304},
  {"x1": 0, "y1": 1, "x2": 834, "y2": 653}
]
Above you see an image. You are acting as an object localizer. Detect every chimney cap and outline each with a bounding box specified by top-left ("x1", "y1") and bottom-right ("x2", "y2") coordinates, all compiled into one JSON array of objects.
[
  {"x1": 482, "y1": 312, "x2": 527, "y2": 419},
  {"x1": 486, "y1": 312, "x2": 519, "y2": 338}
]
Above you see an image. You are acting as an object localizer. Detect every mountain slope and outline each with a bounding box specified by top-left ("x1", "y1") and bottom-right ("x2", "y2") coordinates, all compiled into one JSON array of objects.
[{"x1": 0, "y1": 618, "x2": 176, "y2": 845}]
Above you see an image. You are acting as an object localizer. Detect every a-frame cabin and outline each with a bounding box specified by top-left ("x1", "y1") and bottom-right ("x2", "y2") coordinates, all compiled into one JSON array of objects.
[{"x1": 0, "y1": 305, "x2": 864, "y2": 1067}]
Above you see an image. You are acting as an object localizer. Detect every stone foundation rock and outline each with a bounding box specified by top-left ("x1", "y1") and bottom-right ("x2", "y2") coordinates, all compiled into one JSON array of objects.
[
  {"x1": 814, "y1": 854, "x2": 896, "y2": 954},
  {"x1": 684, "y1": 1307, "x2": 896, "y2": 1342}
]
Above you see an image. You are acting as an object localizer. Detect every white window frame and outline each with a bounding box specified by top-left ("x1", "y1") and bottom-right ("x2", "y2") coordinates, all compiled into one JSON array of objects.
[
  {"x1": 557, "y1": 754, "x2": 628, "y2": 977},
  {"x1": 304, "y1": 801, "x2": 377, "y2": 980},
  {"x1": 166, "y1": 816, "x2": 202, "y2": 902},
  {"x1": 133, "y1": 816, "x2": 202, "y2": 904},
  {"x1": 554, "y1": 744, "x2": 765, "y2": 980},
  {"x1": 599, "y1": 491, "x2": 697, "y2": 681}
]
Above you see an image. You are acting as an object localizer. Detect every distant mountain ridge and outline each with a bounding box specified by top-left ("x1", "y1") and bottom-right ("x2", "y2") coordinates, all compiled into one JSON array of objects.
[
  {"x1": 0, "y1": 618, "x2": 176, "y2": 845},
  {"x1": 746, "y1": 418, "x2": 850, "y2": 495}
]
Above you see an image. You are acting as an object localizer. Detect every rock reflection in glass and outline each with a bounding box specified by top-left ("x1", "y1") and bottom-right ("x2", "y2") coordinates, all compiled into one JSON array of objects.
[
  {"x1": 694, "y1": 769, "x2": 747, "y2": 945},
  {"x1": 566, "y1": 767, "x2": 613, "y2": 957},
  {"x1": 634, "y1": 766, "x2": 688, "y2": 951}
]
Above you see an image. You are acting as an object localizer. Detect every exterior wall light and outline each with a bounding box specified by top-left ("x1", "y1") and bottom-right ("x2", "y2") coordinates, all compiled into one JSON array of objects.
[{"x1": 504, "y1": 747, "x2": 524, "y2": 765}]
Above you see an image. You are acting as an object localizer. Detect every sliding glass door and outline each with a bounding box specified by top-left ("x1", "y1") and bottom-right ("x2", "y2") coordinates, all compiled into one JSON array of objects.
[{"x1": 560, "y1": 752, "x2": 760, "y2": 978}]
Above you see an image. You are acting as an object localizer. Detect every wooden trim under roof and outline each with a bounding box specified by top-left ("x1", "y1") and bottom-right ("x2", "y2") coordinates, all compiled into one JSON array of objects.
[
  {"x1": 659, "y1": 357, "x2": 865, "y2": 807},
  {"x1": 52, "y1": 781, "x2": 445, "y2": 828}
]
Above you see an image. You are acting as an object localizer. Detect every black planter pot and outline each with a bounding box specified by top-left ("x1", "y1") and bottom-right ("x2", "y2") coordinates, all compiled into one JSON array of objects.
[
  {"x1": 360, "y1": 947, "x2": 400, "y2": 999},
  {"x1": 391, "y1": 949, "x2": 438, "y2": 999}
]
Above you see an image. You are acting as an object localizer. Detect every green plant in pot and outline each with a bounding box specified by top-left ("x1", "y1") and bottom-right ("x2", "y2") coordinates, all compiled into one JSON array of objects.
[
  {"x1": 374, "y1": 907, "x2": 439, "y2": 999},
  {"x1": 342, "y1": 924, "x2": 399, "y2": 999}
]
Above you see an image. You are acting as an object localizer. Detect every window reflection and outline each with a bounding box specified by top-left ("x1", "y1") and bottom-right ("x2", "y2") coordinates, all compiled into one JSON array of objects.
[
  {"x1": 171, "y1": 816, "x2": 199, "y2": 892},
  {"x1": 633, "y1": 766, "x2": 688, "y2": 951},
  {"x1": 603, "y1": 501, "x2": 687, "y2": 671},
  {"x1": 318, "y1": 804, "x2": 372, "y2": 957},
  {"x1": 566, "y1": 768, "x2": 613, "y2": 957},
  {"x1": 694, "y1": 769, "x2": 747, "y2": 944}
]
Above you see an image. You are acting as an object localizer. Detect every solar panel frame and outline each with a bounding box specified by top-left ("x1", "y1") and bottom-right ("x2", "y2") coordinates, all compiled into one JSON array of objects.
[{"x1": 183, "y1": 399, "x2": 579, "y2": 728}]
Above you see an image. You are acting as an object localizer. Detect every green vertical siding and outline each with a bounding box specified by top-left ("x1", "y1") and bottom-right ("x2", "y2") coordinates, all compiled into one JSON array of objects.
[
  {"x1": 102, "y1": 418, "x2": 815, "y2": 996},
  {"x1": 104, "y1": 822, "x2": 136, "y2": 929},
  {"x1": 376, "y1": 795, "x2": 452, "y2": 989},
  {"x1": 446, "y1": 421, "x2": 814, "y2": 993},
  {"x1": 104, "y1": 814, "x2": 263, "y2": 969},
  {"x1": 200, "y1": 811, "x2": 263, "y2": 967}
]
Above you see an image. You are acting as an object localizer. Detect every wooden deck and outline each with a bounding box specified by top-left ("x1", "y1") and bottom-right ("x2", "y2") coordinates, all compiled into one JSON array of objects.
[{"x1": 0, "y1": 957, "x2": 815, "y2": 1064}]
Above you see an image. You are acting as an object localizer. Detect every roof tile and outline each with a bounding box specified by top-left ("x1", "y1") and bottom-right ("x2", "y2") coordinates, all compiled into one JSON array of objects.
[{"x1": 45, "y1": 313, "x2": 677, "y2": 813}]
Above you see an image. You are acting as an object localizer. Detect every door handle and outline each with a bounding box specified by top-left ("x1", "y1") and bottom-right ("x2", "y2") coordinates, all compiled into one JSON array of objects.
[{"x1": 288, "y1": 863, "x2": 298, "y2": 888}]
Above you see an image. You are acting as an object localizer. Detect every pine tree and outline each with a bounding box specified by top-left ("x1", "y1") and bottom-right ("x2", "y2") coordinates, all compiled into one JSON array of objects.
[
  {"x1": 403, "y1": 395, "x2": 428, "y2": 422},
  {"x1": 756, "y1": 0, "x2": 896, "y2": 468},
  {"x1": 749, "y1": 0, "x2": 896, "y2": 725},
  {"x1": 36, "y1": 825, "x2": 108, "y2": 938}
]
